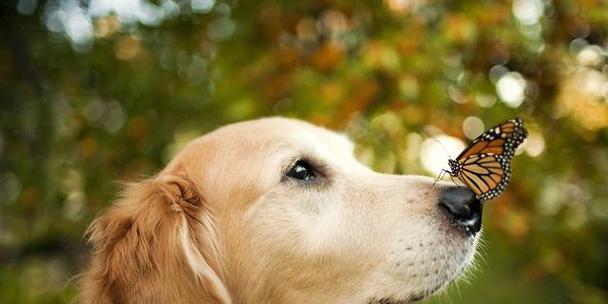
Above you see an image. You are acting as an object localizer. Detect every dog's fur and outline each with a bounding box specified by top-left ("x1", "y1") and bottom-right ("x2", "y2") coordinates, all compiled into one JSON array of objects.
[{"x1": 81, "y1": 117, "x2": 479, "y2": 304}]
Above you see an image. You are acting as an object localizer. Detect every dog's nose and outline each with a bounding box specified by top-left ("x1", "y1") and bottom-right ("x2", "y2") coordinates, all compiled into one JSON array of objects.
[{"x1": 438, "y1": 187, "x2": 483, "y2": 235}]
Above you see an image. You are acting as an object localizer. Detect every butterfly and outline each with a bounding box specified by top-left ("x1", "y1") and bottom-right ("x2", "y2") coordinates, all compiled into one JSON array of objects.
[{"x1": 440, "y1": 118, "x2": 528, "y2": 200}]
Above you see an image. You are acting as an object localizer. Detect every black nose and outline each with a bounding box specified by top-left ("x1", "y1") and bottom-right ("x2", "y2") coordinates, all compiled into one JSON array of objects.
[{"x1": 438, "y1": 187, "x2": 483, "y2": 235}]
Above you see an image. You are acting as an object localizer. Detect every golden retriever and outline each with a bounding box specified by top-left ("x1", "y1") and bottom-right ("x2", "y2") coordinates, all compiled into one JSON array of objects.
[{"x1": 81, "y1": 117, "x2": 482, "y2": 304}]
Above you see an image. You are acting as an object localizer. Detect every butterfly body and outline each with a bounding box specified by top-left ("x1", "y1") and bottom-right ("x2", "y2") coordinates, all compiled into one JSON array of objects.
[{"x1": 444, "y1": 118, "x2": 528, "y2": 200}]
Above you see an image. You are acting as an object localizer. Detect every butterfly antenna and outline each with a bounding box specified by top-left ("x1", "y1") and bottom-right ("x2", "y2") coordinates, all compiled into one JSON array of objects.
[
  {"x1": 431, "y1": 137, "x2": 453, "y2": 159},
  {"x1": 432, "y1": 137, "x2": 453, "y2": 185}
]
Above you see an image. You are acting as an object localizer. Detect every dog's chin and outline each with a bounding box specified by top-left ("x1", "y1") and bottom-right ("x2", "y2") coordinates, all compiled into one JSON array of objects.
[
  {"x1": 368, "y1": 233, "x2": 478, "y2": 304},
  {"x1": 367, "y1": 292, "x2": 428, "y2": 304},
  {"x1": 366, "y1": 281, "x2": 454, "y2": 304}
]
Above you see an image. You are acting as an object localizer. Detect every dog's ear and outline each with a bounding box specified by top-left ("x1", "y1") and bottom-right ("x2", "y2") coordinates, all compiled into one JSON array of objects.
[{"x1": 81, "y1": 175, "x2": 232, "y2": 304}]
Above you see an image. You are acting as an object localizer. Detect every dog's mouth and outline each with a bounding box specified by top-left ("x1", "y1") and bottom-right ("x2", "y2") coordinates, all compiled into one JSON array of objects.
[
  {"x1": 373, "y1": 226, "x2": 478, "y2": 304},
  {"x1": 366, "y1": 292, "x2": 429, "y2": 304}
]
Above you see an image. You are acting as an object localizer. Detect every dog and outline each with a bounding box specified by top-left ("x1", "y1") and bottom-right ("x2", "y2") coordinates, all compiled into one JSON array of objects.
[{"x1": 81, "y1": 117, "x2": 482, "y2": 303}]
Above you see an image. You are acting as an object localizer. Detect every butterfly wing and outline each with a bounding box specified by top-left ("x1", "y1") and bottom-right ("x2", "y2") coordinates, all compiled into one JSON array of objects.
[
  {"x1": 457, "y1": 154, "x2": 509, "y2": 200},
  {"x1": 455, "y1": 118, "x2": 526, "y2": 160},
  {"x1": 453, "y1": 118, "x2": 527, "y2": 200}
]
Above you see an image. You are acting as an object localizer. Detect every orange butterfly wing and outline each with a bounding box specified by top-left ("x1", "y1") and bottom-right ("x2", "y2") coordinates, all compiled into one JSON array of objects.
[
  {"x1": 449, "y1": 118, "x2": 527, "y2": 200},
  {"x1": 457, "y1": 154, "x2": 507, "y2": 199},
  {"x1": 455, "y1": 119, "x2": 521, "y2": 160}
]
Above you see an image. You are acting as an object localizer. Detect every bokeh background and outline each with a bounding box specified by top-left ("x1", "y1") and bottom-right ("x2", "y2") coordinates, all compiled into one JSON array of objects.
[{"x1": 1, "y1": 0, "x2": 608, "y2": 302}]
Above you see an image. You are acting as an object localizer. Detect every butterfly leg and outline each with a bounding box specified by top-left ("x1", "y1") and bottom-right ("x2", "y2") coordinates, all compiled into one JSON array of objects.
[
  {"x1": 433, "y1": 169, "x2": 451, "y2": 186},
  {"x1": 449, "y1": 174, "x2": 458, "y2": 186},
  {"x1": 433, "y1": 170, "x2": 443, "y2": 186}
]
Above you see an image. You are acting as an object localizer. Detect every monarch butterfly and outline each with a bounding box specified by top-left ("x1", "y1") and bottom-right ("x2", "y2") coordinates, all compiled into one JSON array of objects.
[{"x1": 441, "y1": 118, "x2": 528, "y2": 200}]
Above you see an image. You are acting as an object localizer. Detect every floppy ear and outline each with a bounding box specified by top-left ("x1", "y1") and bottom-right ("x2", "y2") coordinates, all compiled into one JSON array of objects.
[{"x1": 81, "y1": 175, "x2": 232, "y2": 304}]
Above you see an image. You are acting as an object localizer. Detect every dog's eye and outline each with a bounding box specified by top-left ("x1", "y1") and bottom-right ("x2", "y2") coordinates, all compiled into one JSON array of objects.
[{"x1": 286, "y1": 160, "x2": 317, "y2": 182}]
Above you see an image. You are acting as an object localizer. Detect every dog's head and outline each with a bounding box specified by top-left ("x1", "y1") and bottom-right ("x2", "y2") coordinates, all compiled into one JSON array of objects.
[{"x1": 83, "y1": 117, "x2": 482, "y2": 304}]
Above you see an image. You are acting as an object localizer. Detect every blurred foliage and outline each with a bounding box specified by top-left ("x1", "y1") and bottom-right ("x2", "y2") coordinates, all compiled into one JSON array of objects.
[{"x1": 1, "y1": 0, "x2": 608, "y2": 302}]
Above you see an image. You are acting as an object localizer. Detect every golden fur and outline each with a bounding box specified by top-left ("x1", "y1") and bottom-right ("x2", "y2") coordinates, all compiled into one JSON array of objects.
[{"x1": 81, "y1": 117, "x2": 479, "y2": 304}]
